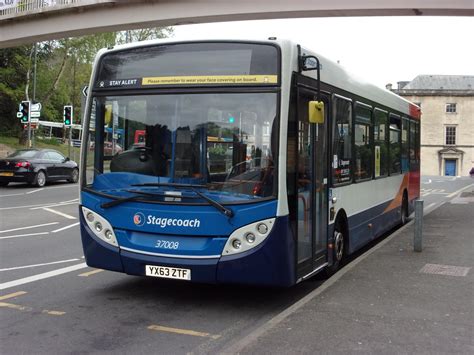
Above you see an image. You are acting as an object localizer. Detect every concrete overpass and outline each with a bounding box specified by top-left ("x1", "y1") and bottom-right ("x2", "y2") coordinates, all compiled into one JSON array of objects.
[{"x1": 1, "y1": 0, "x2": 474, "y2": 48}]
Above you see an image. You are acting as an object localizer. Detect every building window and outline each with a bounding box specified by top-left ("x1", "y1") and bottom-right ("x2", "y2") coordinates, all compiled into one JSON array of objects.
[
  {"x1": 446, "y1": 103, "x2": 456, "y2": 113},
  {"x1": 445, "y1": 126, "x2": 456, "y2": 145}
]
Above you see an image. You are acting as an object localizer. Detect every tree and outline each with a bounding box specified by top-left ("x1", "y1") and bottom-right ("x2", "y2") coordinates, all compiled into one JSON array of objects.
[
  {"x1": 0, "y1": 26, "x2": 174, "y2": 138},
  {"x1": 0, "y1": 46, "x2": 32, "y2": 134}
]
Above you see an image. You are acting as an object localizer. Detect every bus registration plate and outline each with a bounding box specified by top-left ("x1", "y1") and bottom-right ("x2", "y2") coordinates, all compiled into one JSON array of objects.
[{"x1": 145, "y1": 265, "x2": 191, "y2": 281}]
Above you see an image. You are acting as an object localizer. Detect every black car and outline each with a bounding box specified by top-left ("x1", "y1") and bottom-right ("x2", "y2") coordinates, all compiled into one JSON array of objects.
[{"x1": 0, "y1": 149, "x2": 79, "y2": 187}]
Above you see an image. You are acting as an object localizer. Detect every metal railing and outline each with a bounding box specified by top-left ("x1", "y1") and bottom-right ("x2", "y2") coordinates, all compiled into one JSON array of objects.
[{"x1": 0, "y1": 0, "x2": 79, "y2": 18}]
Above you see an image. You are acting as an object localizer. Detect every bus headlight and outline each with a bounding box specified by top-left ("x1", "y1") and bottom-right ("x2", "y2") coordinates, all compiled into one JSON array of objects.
[
  {"x1": 245, "y1": 233, "x2": 256, "y2": 244},
  {"x1": 232, "y1": 239, "x2": 242, "y2": 249},
  {"x1": 81, "y1": 207, "x2": 118, "y2": 247},
  {"x1": 222, "y1": 218, "x2": 275, "y2": 256}
]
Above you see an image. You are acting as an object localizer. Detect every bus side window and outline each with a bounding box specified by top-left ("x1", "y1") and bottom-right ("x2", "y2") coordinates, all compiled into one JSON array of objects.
[
  {"x1": 332, "y1": 95, "x2": 352, "y2": 184},
  {"x1": 354, "y1": 103, "x2": 373, "y2": 181},
  {"x1": 409, "y1": 120, "x2": 416, "y2": 163},
  {"x1": 389, "y1": 114, "x2": 401, "y2": 175},
  {"x1": 374, "y1": 109, "x2": 388, "y2": 178},
  {"x1": 401, "y1": 117, "x2": 410, "y2": 172}
]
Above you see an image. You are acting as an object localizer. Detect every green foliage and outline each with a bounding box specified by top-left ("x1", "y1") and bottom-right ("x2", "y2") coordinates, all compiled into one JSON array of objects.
[
  {"x1": 0, "y1": 27, "x2": 174, "y2": 138},
  {"x1": 42, "y1": 137, "x2": 61, "y2": 146},
  {"x1": 208, "y1": 145, "x2": 228, "y2": 156},
  {"x1": 0, "y1": 135, "x2": 79, "y2": 157}
]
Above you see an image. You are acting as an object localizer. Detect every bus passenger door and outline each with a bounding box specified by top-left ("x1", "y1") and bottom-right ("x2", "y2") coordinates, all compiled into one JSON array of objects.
[{"x1": 294, "y1": 86, "x2": 329, "y2": 280}]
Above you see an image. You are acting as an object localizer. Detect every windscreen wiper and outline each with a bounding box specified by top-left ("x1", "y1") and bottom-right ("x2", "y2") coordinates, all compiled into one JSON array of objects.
[
  {"x1": 100, "y1": 191, "x2": 162, "y2": 209},
  {"x1": 131, "y1": 182, "x2": 234, "y2": 218},
  {"x1": 191, "y1": 188, "x2": 234, "y2": 218},
  {"x1": 131, "y1": 182, "x2": 205, "y2": 188}
]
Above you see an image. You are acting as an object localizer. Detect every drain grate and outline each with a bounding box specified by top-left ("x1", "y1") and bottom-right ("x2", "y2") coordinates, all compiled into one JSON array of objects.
[{"x1": 420, "y1": 263, "x2": 470, "y2": 277}]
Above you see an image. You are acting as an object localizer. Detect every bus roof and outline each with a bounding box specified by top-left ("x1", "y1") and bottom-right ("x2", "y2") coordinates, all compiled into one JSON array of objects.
[{"x1": 96, "y1": 37, "x2": 420, "y2": 118}]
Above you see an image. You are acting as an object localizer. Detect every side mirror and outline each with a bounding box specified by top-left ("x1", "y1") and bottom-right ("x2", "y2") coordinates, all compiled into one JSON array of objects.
[
  {"x1": 308, "y1": 101, "x2": 325, "y2": 124},
  {"x1": 64, "y1": 157, "x2": 70, "y2": 162},
  {"x1": 300, "y1": 56, "x2": 319, "y2": 71}
]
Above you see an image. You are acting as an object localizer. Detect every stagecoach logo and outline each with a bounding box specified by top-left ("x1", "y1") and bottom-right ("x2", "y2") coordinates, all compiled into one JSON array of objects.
[
  {"x1": 133, "y1": 212, "x2": 146, "y2": 226},
  {"x1": 133, "y1": 212, "x2": 201, "y2": 229}
]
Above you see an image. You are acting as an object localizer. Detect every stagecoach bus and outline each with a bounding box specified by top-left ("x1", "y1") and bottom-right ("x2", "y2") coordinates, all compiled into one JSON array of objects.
[{"x1": 79, "y1": 38, "x2": 420, "y2": 286}]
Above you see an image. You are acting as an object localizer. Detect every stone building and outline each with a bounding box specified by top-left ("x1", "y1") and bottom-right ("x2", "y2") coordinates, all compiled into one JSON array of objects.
[{"x1": 392, "y1": 75, "x2": 474, "y2": 176}]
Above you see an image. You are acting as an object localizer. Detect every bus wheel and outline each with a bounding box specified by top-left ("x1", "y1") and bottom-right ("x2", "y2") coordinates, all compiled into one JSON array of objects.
[
  {"x1": 334, "y1": 229, "x2": 345, "y2": 263},
  {"x1": 400, "y1": 194, "x2": 408, "y2": 225},
  {"x1": 322, "y1": 220, "x2": 347, "y2": 278}
]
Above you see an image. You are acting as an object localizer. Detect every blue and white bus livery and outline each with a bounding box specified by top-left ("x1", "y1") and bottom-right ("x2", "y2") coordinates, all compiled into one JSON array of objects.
[{"x1": 79, "y1": 39, "x2": 420, "y2": 286}]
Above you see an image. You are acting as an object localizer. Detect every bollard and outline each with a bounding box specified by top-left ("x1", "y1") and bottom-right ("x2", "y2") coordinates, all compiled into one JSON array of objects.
[{"x1": 414, "y1": 199, "x2": 424, "y2": 252}]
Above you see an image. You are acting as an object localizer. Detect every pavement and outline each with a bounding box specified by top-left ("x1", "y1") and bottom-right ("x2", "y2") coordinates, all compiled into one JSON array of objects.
[{"x1": 228, "y1": 188, "x2": 474, "y2": 354}]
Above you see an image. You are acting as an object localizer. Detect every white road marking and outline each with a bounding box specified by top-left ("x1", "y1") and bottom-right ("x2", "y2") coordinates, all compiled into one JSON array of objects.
[
  {"x1": 0, "y1": 262, "x2": 87, "y2": 290},
  {"x1": 26, "y1": 188, "x2": 44, "y2": 194},
  {"x1": 0, "y1": 232, "x2": 50, "y2": 240},
  {"x1": 447, "y1": 183, "x2": 474, "y2": 198},
  {"x1": 0, "y1": 184, "x2": 77, "y2": 200},
  {"x1": 0, "y1": 222, "x2": 59, "y2": 234},
  {"x1": 60, "y1": 198, "x2": 79, "y2": 204},
  {"x1": 29, "y1": 201, "x2": 78, "y2": 210},
  {"x1": 0, "y1": 258, "x2": 80, "y2": 272},
  {"x1": 0, "y1": 184, "x2": 76, "y2": 199},
  {"x1": 0, "y1": 192, "x2": 29, "y2": 198},
  {"x1": 41, "y1": 207, "x2": 77, "y2": 220},
  {"x1": 51, "y1": 222, "x2": 80, "y2": 233},
  {"x1": 0, "y1": 201, "x2": 76, "y2": 211},
  {"x1": 424, "y1": 202, "x2": 436, "y2": 211}
]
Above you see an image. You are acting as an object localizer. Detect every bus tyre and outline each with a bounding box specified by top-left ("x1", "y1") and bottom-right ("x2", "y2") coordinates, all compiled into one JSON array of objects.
[
  {"x1": 33, "y1": 170, "x2": 46, "y2": 187},
  {"x1": 322, "y1": 221, "x2": 347, "y2": 278},
  {"x1": 400, "y1": 194, "x2": 408, "y2": 225}
]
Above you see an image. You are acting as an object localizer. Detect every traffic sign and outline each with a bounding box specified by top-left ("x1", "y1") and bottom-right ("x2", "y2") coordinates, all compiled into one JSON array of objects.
[
  {"x1": 31, "y1": 118, "x2": 39, "y2": 123},
  {"x1": 31, "y1": 111, "x2": 40, "y2": 118},
  {"x1": 31, "y1": 103, "x2": 42, "y2": 112},
  {"x1": 82, "y1": 86, "x2": 89, "y2": 97}
]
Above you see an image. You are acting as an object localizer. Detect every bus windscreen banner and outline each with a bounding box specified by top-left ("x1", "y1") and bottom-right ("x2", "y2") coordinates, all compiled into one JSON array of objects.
[
  {"x1": 142, "y1": 75, "x2": 278, "y2": 86},
  {"x1": 95, "y1": 42, "x2": 279, "y2": 89}
]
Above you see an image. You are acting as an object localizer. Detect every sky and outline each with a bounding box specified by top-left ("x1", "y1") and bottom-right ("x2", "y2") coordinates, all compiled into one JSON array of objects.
[{"x1": 173, "y1": 16, "x2": 474, "y2": 89}]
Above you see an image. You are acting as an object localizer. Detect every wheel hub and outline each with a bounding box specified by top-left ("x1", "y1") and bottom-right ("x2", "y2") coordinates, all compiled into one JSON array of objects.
[{"x1": 334, "y1": 231, "x2": 344, "y2": 261}]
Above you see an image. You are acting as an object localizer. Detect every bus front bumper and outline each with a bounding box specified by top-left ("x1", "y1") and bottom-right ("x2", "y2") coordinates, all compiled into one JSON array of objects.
[{"x1": 80, "y1": 214, "x2": 296, "y2": 286}]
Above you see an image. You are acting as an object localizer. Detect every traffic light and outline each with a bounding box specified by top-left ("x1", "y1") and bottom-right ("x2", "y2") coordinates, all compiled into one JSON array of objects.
[
  {"x1": 19, "y1": 101, "x2": 30, "y2": 124},
  {"x1": 63, "y1": 105, "x2": 73, "y2": 126}
]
